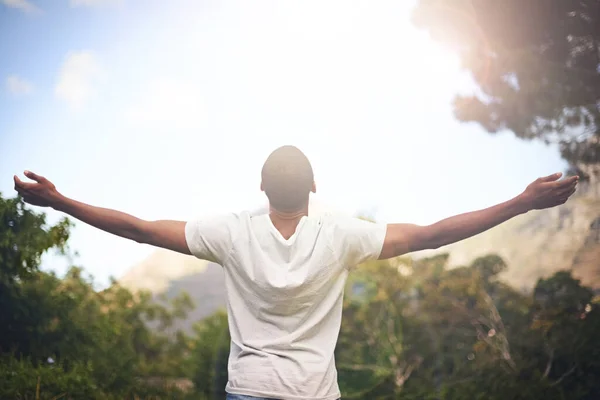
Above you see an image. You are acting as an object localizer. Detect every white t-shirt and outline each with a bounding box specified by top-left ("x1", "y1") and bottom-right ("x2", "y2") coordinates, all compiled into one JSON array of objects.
[{"x1": 185, "y1": 211, "x2": 387, "y2": 400}]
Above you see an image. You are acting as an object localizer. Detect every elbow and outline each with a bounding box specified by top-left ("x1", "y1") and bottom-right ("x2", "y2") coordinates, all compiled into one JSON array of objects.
[
  {"x1": 426, "y1": 232, "x2": 450, "y2": 250},
  {"x1": 130, "y1": 220, "x2": 151, "y2": 244},
  {"x1": 133, "y1": 235, "x2": 146, "y2": 244},
  {"x1": 419, "y1": 227, "x2": 446, "y2": 251},
  {"x1": 427, "y1": 232, "x2": 445, "y2": 249},
  {"x1": 417, "y1": 239, "x2": 442, "y2": 251},
  {"x1": 428, "y1": 240, "x2": 444, "y2": 250},
  {"x1": 427, "y1": 233, "x2": 454, "y2": 250}
]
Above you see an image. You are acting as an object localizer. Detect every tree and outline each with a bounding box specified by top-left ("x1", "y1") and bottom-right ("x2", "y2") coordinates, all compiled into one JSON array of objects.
[
  {"x1": 337, "y1": 249, "x2": 600, "y2": 400},
  {"x1": 188, "y1": 310, "x2": 230, "y2": 400},
  {"x1": 530, "y1": 272, "x2": 600, "y2": 399},
  {"x1": 412, "y1": 0, "x2": 600, "y2": 179},
  {"x1": 1, "y1": 193, "x2": 72, "y2": 357},
  {"x1": 1, "y1": 194, "x2": 195, "y2": 399},
  {"x1": 337, "y1": 257, "x2": 419, "y2": 399}
]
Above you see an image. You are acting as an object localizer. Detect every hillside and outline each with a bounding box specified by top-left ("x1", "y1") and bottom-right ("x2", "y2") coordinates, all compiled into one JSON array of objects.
[
  {"x1": 118, "y1": 184, "x2": 600, "y2": 331},
  {"x1": 416, "y1": 182, "x2": 600, "y2": 290}
]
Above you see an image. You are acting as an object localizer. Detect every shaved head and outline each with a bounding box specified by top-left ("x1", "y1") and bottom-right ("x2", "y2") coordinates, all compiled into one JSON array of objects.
[{"x1": 261, "y1": 145, "x2": 315, "y2": 212}]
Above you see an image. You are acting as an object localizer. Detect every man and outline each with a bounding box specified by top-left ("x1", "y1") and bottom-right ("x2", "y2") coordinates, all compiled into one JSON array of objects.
[{"x1": 13, "y1": 145, "x2": 578, "y2": 400}]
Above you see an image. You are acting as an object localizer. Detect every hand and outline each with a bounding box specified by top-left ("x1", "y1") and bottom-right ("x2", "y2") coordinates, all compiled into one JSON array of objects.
[
  {"x1": 13, "y1": 171, "x2": 61, "y2": 208},
  {"x1": 518, "y1": 172, "x2": 579, "y2": 211}
]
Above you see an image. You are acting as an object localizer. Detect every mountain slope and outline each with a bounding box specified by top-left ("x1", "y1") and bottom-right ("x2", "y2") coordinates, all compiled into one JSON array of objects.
[{"x1": 414, "y1": 183, "x2": 600, "y2": 290}]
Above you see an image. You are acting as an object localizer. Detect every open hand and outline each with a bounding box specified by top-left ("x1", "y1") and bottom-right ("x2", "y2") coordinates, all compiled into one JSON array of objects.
[
  {"x1": 519, "y1": 172, "x2": 579, "y2": 211},
  {"x1": 13, "y1": 171, "x2": 61, "y2": 208}
]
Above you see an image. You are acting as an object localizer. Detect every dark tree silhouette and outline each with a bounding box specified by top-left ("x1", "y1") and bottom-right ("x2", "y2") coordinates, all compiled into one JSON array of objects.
[{"x1": 413, "y1": 0, "x2": 600, "y2": 179}]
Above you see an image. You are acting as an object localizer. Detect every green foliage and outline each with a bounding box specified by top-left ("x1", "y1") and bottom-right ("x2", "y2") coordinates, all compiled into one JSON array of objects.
[
  {"x1": 412, "y1": 0, "x2": 600, "y2": 170},
  {"x1": 188, "y1": 310, "x2": 230, "y2": 400},
  {"x1": 1, "y1": 194, "x2": 72, "y2": 358},
  {"x1": 0, "y1": 195, "x2": 194, "y2": 398},
  {"x1": 0, "y1": 193, "x2": 71, "y2": 283},
  {"x1": 0, "y1": 356, "x2": 97, "y2": 399},
  {"x1": 337, "y1": 254, "x2": 600, "y2": 399}
]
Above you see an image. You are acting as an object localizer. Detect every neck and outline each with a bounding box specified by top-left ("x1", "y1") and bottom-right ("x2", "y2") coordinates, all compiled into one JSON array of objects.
[
  {"x1": 268, "y1": 206, "x2": 309, "y2": 240},
  {"x1": 269, "y1": 206, "x2": 309, "y2": 221}
]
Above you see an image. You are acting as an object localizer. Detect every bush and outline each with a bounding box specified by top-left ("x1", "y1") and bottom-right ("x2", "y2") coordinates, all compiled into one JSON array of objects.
[{"x1": 0, "y1": 356, "x2": 97, "y2": 399}]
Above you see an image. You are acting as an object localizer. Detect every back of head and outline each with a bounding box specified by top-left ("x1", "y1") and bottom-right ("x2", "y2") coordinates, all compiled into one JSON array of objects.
[{"x1": 261, "y1": 145, "x2": 314, "y2": 212}]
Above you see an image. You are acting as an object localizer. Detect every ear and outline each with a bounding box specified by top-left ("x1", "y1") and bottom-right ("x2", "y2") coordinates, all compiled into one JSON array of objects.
[
  {"x1": 311, "y1": 181, "x2": 317, "y2": 194},
  {"x1": 260, "y1": 181, "x2": 264, "y2": 192}
]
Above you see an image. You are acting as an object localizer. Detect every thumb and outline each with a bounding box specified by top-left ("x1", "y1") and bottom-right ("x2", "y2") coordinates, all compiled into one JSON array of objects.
[
  {"x1": 24, "y1": 170, "x2": 46, "y2": 183},
  {"x1": 13, "y1": 175, "x2": 31, "y2": 190},
  {"x1": 539, "y1": 172, "x2": 562, "y2": 183}
]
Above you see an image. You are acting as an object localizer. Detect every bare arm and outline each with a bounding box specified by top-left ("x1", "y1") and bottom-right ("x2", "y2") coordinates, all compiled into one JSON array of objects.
[
  {"x1": 379, "y1": 172, "x2": 579, "y2": 260},
  {"x1": 13, "y1": 171, "x2": 191, "y2": 255}
]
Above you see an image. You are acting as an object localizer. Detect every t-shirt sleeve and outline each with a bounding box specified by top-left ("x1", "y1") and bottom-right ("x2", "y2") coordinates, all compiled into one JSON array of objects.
[
  {"x1": 184, "y1": 213, "x2": 239, "y2": 264},
  {"x1": 333, "y1": 216, "x2": 387, "y2": 268}
]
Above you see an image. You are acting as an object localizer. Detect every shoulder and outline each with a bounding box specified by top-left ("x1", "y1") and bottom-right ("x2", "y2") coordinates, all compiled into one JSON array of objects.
[
  {"x1": 185, "y1": 211, "x2": 246, "y2": 246},
  {"x1": 320, "y1": 214, "x2": 387, "y2": 247},
  {"x1": 185, "y1": 211, "x2": 249, "y2": 263},
  {"x1": 186, "y1": 211, "x2": 244, "y2": 229},
  {"x1": 320, "y1": 215, "x2": 387, "y2": 266},
  {"x1": 322, "y1": 214, "x2": 385, "y2": 231}
]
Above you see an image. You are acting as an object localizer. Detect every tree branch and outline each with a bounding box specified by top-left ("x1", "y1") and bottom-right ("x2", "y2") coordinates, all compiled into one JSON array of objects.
[
  {"x1": 337, "y1": 364, "x2": 391, "y2": 374},
  {"x1": 543, "y1": 346, "x2": 554, "y2": 379},
  {"x1": 550, "y1": 365, "x2": 577, "y2": 387}
]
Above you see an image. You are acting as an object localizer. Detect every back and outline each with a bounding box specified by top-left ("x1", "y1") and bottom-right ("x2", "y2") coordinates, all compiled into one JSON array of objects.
[{"x1": 185, "y1": 211, "x2": 386, "y2": 400}]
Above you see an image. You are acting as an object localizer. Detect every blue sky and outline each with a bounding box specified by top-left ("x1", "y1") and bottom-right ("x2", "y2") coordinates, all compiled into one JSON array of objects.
[{"x1": 0, "y1": 0, "x2": 567, "y2": 287}]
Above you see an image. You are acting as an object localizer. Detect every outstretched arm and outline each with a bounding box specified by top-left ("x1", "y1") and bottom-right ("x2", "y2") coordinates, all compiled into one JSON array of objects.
[
  {"x1": 378, "y1": 172, "x2": 579, "y2": 260},
  {"x1": 13, "y1": 171, "x2": 191, "y2": 255}
]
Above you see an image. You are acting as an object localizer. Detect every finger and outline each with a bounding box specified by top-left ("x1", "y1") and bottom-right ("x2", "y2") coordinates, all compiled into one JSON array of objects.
[
  {"x1": 14, "y1": 175, "x2": 34, "y2": 190},
  {"x1": 557, "y1": 179, "x2": 578, "y2": 192},
  {"x1": 551, "y1": 175, "x2": 578, "y2": 189},
  {"x1": 539, "y1": 172, "x2": 562, "y2": 183},
  {"x1": 557, "y1": 187, "x2": 577, "y2": 203},
  {"x1": 24, "y1": 170, "x2": 46, "y2": 183},
  {"x1": 14, "y1": 175, "x2": 25, "y2": 188}
]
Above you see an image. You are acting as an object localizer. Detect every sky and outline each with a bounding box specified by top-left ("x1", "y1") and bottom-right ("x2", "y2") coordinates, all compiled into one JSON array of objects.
[{"x1": 0, "y1": 0, "x2": 567, "y2": 287}]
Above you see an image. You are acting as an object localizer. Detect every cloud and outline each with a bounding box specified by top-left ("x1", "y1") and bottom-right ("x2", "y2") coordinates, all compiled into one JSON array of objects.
[
  {"x1": 69, "y1": 0, "x2": 122, "y2": 7},
  {"x1": 6, "y1": 75, "x2": 34, "y2": 95},
  {"x1": 55, "y1": 51, "x2": 104, "y2": 111},
  {"x1": 124, "y1": 79, "x2": 206, "y2": 130},
  {"x1": 1, "y1": 0, "x2": 40, "y2": 13}
]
